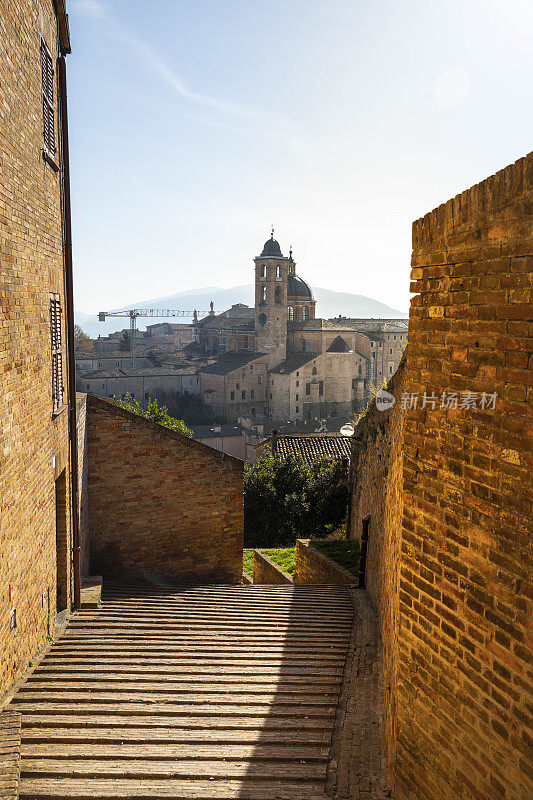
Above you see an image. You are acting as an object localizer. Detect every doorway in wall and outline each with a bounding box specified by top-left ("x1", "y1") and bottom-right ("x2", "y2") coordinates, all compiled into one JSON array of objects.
[
  {"x1": 359, "y1": 515, "x2": 370, "y2": 588},
  {"x1": 55, "y1": 469, "x2": 68, "y2": 611}
]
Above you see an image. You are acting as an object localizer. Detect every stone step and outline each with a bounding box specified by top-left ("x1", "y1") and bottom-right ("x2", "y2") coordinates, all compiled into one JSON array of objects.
[
  {"x1": 23, "y1": 680, "x2": 340, "y2": 696},
  {"x1": 19, "y1": 777, "x2": 329, "y2": 799},
  {"x1": 13, "y1": 691, "x2": 337, "y2": 707},
  {"x1": 21, "y1": 743, "x2": 329, "y2": 761},
  {"x1": 21, "y1": 728, "x2": 331, "y2": 745}
]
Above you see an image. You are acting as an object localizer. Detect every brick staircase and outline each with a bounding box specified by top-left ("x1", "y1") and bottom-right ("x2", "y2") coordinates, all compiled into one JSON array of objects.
[{"x1": 9, "y1": 584, "x2": 354, "y2": 799}]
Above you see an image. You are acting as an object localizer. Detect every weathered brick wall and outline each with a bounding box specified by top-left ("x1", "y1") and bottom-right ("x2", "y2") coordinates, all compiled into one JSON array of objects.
[
  {"x1": 348, "y1": 358, "x2": 406, "y2": 775},
  {"x1": 0, "y1": 0, "x2": 74, "y2": 701},
  {"x1": 253, "y1": 550, "x2": 293, "y2": 584},
  {"x1": 86, "y1": 395, "x2": 244, "y2": 584},
  {"x1": 393, "y1": 154, "x2": 533, "y2": 800},
  {"x1": 76, "y1": 394, "x2": 90, "y2": 579},
  {"x1": 295, "y1": 539, "x2": 356, "y2": 585}
]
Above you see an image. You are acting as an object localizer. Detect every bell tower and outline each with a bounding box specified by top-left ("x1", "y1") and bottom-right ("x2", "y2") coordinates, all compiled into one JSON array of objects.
[{"x1": 254, "y1": 230, "x2": 289, "y2": 368}]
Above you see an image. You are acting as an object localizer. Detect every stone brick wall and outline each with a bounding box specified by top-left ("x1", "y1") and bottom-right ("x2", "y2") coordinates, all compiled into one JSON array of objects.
[
  {"x1": 358, "y1": 154, "x2": 532, "y2": 800},
  {"x1": 392, "y1": 153, "x2": 533, "y2": 800},
  {"x1": 86, "y1": 395, "x2": 244, "y2": 584},
  {"x1": 295, "y1": 540, "x2": 356, "y2": 585},
  {"x1": 253, "y1": 550, "x2": 293, "y2": 584},
  {"x1": 0, "y1": 0, "x2": 74, "y2": 701},
  {"x1": 348, "y1": 357, "x2": 406, "y2": 774}
]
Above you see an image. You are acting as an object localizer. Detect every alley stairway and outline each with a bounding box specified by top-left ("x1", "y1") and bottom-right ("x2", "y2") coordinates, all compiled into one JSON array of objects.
[{"x1": 9, "y1": 584, "x2": 353, "y2": 799}]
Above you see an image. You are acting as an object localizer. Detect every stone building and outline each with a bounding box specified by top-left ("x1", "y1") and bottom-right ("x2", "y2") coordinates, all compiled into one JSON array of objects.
[
  {"x1": 348, "y1": 153, "x2": 532, "y2": 800},
  {"x1": 198, "y1": 234, "x2": 407, "y2": 422},
  {"x1": 78, "y1": 366, "x2": 200, "y2": 400},
  {"x1": 0, "y1": 0, "x2": 76, "y2": 699}
]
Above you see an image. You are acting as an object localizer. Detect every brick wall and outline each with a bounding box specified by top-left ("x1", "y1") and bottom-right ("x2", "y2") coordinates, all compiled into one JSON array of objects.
[
  {"x1": 0, "y1": 0, "x2": 74, "y2": 701},
  {"x1": 392, "y1": 153, "x2": 533, "y2": 800},
  {"x1": 86, "y1": 395, "x2": 244, "y2": 584},
  {"x1": 348, "y1": 358, "x2": 405, "y2": 775},
  {"x1": 351, "y1": 154, "x2": 532, "y2": 800},
  {"x1": 253, "y1": 550, "x2": 293, "y2": 584},
  {"x1": 77, "y1": 394, "x2": 90, "y2": 579},
  {"x1": 295, "y1": 539, "x2": 356, "y2": 585}
]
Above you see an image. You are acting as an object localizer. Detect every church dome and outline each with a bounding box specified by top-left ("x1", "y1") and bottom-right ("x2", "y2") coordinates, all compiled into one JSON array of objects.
[
  {"x1": 287, "y1": 274, "x2": 313, "y2": 300},
  {"x1": 260, "y1": 237, "x2": 283, "y2": 257}
]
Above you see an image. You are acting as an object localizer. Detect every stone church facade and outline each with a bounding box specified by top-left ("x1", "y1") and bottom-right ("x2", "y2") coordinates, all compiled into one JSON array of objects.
[{"x1": 197, "y1": 234, "x2": 407, "y2": 423}]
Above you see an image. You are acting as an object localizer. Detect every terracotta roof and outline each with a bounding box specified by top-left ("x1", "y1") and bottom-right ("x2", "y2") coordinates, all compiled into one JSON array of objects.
[
  {"x1": 200, "y1": 351, "x2": 267, "y2": 375},
  {"x1": 269, "y1": 353, "x2": 317, "y2": 374},
  {"x1": 273, "y1": 435, "x2": 352, "y2": 462}
]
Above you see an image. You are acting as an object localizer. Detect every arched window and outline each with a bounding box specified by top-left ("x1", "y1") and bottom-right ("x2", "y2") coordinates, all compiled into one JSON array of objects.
[
  {"x1": 275, "y1": 286, "x2": 281, "y2": 304},
  {"x1": 287, "y1": 306, "x2": 294, "y2": 321},
  {"x1": 276, "y1": 265, "x2": 282, "y2": 279},
  {"x1": 302, "y1": 306, "x2": 309, "y2": 320},
  {"x1": 260, "y1": 264, "x2": 266, "y2": 278},
  {"x1": 261, "y1": 285, "x2": 267, "y2": 303},
  {"x1": 312, "y1": 366, "x2": 317, "y2": 375}
]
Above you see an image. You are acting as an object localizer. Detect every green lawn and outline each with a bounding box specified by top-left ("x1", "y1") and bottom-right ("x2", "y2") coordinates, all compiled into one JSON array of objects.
[
  {"x1": 243, "y1": 549, "x2": 254, "y2": 577},
  {"x1": 263, "y1": 547, "x2": 296, "y2": 577},
  {"x1": 309, "y1": 538, "x2": 360, "y2": 576},
  {"x1": 243, "y1": 546, "x2": 297, "y2": 578}
]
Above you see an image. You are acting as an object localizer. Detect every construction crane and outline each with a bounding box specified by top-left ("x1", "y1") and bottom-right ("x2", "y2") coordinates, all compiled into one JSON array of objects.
[{"x1": 98, "y1": 307, "x2": 213, "y2": 368}]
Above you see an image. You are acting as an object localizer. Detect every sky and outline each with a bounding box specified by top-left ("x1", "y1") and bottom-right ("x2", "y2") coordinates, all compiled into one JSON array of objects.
[{"x1": 68, "y1": 0, "x2": 533, "y2": 315}]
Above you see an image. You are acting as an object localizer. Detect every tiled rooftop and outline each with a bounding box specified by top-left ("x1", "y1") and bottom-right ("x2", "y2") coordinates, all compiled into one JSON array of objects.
[{"x1": 273, "y1": 434, "x2": 352, "y2": 462}]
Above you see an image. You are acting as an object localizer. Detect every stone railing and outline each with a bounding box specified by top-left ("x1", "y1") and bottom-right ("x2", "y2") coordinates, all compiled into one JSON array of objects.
[
  {"x1": 253, "y1": 550, "x2": 294, "y2": 584},
  {"x1": 295, "y1": 539, "x2": 357, "y2": 585}
]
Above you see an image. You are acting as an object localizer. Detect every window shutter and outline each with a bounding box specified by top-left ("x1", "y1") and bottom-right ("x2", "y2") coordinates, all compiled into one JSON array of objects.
[
  {"x1": 50, "y1": 293, "x2": 64, "y2": 411},
  {"x1": 41, "y1": 39, "x2": 55, "y2": 155}
]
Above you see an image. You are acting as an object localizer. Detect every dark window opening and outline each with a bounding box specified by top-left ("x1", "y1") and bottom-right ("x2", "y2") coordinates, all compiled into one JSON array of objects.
[
  {"x1": 359, "y1": 516, "x2": 370, "y2": 588},
  {"x1": 41, "y1": 39, "x2": 55, "y2": 155},
  {"x1": 50, "y1": 293, "x2": 64, "y2": 411}
]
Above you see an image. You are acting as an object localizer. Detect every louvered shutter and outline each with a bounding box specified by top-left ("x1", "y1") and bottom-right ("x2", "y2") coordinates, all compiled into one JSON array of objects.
[
  {"x1": 50, "y1": 294, "x2": 64, "y2": 411},
  {"x1": 41, "y1": 39, "x2": 55, "y2": 155}
]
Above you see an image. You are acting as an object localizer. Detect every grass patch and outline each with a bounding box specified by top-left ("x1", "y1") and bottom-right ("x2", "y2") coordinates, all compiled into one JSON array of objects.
[
  {"x1": 243, "y1": 549, "x2": 254, "y2": 577},
  {"x1": 263, "y1": 547, "x2": 296, "y2": 577},
  {"x1": 309, "y1": 538, "x2": 360, "y2": 576}
]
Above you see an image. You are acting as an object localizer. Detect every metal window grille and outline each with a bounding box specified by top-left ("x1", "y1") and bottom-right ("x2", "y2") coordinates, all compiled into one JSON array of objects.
[
  {"x1": 49, "y1": 293, "x2": 64, "y2": 411},
  {"x1": 41, "y1": 39, "x2": 55, "y2": 155}
]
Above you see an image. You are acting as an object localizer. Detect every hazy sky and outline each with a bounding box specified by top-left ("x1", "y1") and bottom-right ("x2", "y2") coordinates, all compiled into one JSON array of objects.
[{"x1": 68, "y1": 0, "x2": 532, "y2": 315}]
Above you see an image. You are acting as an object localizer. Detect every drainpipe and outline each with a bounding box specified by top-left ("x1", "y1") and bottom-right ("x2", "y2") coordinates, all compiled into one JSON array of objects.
[{"x1": 58, "y1": 54, "x2": 81, "y2": 610}]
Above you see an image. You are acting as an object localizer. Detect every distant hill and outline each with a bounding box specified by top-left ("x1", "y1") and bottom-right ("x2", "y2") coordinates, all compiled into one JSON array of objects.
[{"x1": 76, "y1": 285, "x2": 408, "y2": 338}]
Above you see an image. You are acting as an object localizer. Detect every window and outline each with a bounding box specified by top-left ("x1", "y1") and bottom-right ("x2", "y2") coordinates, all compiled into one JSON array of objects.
[
  {"x1": 296, "y1": 406, "x2": 299, "y2": 413},
  {"x1": 251, "y1": 408, "x2": 255, "y2": 414},
  {"x1": 230, "y1": 391, "x2": 234, "y2": 400},
  {"x1": 393, "y1": 335, "x2": 396, "y2": 340},
  {"x1": 301, "y1": 338, "x2": 306, "y2": 352},
  {"x1": 389, "y1": 348, "x2": 393, "y2": 355},
  {"x1": 236, "y1": 383, "x2": 240, "y2": 390},
  {"x1": 276, "y1": 265, "x2": 281, "y2": 279},
  {"x1": 250, "y1": 365, "x2": 253, "y2": 371},
  {"x1": 41, "y1": 39, "x2": 55, "y2": 156},
  {"x1": 371, "y1": 342, "x2": 374, "y2": 348},
  {"x1": 302, "y1": 306, "x2": 309, "y2": 320},
  {"x1": 242, "y1": 391, "x2": 246, "y2": 400},
  {"x1": 296, "y1": 394, "x2": 299, "y2": 401},
  {"x1": 258, "y1": 375, "x2": 262, "y2": 385},
  {"x1": 296, "y1": 380, "x2": 299, "y2": 387},
  {"x1": 389, "y1": 365, "x2": 394, "y2": 374},
  {"x1": 319, "y1": 381, "x2": 324, "y2": 395},
  {"x1": 296, "y1": 372, "x2": 299, "y2": 377},
  {"x1": 49, "y1": 293, "x2": 64, "y2": 411},
  {"x1": 251, "y1": 389, "x2": 254, "y2": 399},
  {"x1": 312, "y1": 366, "x2": 317, "y2": 375},
  {"x1": 275, "y1": 286, "x2": 281, "y2": 304},
  {"x1": 306, "y1": 382, "x2": 310, "y2": 395},
  {"x1": 261, "y1": 285, "x2": 267, "y2": 303},
  {"x1": 358, "y1": 365, "x2": 362, "y2": 375},
  {"x1": 287, "y1": 306, "x2": 294, "y2": 321},
  {"x1": 260, "y1": 264, "x2": 266, "y2": 278}
]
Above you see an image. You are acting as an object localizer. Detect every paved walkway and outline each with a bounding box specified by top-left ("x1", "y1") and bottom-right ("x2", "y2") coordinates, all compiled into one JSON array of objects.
[{"x1": 7, "y1": 584, "x2": 381, "y2": 799}]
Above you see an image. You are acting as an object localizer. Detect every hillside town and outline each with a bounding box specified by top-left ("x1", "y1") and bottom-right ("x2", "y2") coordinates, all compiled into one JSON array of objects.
[
  {"x1": 0, "y1": 2, "x2": 531, "y2": 800},
  {"x1": 75, "y1": 235, "x2": 407, "y2": 458}
]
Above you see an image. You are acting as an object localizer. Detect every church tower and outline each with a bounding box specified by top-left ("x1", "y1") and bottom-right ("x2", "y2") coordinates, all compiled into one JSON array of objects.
[{"x1": 254, "y1": 231, "x2": 289, "y2": 368}]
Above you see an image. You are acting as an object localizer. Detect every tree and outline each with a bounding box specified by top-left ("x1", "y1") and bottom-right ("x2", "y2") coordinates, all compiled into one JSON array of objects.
[
  {"x1": 74, "y1": 324, "x2": 93, "y2": 352},
  {"x1": 112, "y1": 394, "x2": 192, "y2": 437},
  {"x1": 118, "y1": 331, "x2": 130, "y2": 351},
  {"x1": 244, "y1": 453, "x2": 348, "y2": 547}
]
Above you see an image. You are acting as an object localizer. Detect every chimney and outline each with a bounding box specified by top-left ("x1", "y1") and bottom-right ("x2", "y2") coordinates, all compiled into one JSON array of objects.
[{"x1": 271, "y1": 429, "x2": 279, "y2": 456}]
